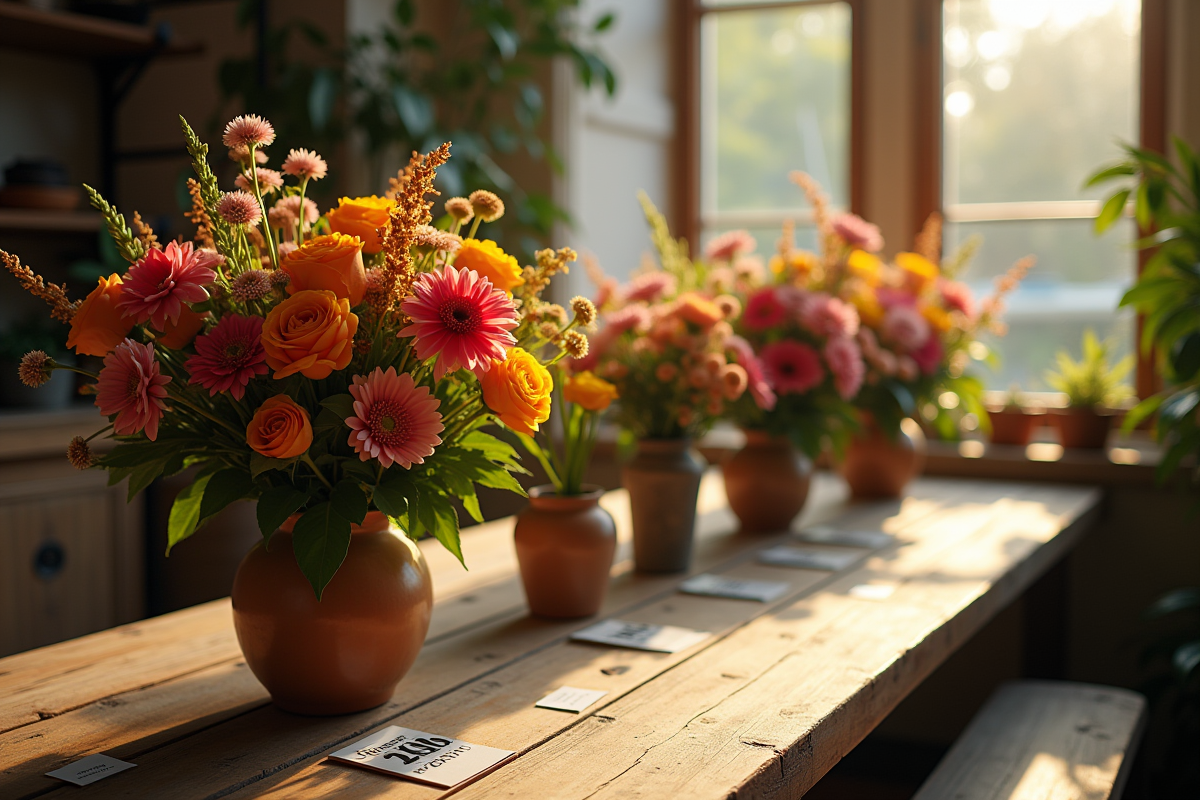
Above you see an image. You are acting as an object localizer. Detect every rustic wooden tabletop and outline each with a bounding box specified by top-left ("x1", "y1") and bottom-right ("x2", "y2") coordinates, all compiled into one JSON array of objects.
[{"x1": 0, "y1": 472, "x2": 1100, "y2": 799}]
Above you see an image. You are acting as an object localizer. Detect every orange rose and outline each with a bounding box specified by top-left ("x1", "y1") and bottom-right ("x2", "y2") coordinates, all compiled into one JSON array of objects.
[
  {"x1": 155, "y1": 305, "x2": 208, "y2": 349},
  {"x1": 326, "y1": 196, "x2": 392, "y2": 254},
  {"x1": 262, "y1": 290, "x2": 358, "y2": 380},
  {"x1": 281, "y1": 233, "x2": 367, "y2": 306},
  {"x1": 563, "y1": 371, "x2": 618, "y2": 412},
  {"x1": 454, "y1": 239, "x2": 523, "y2": 294},
  {"x1": 675, "y1": 292, "x2": 723, "y2": 329},
  {"x1": 480, "y1": 347, "x2": 552, "y2": 436},
  {"x1": 66, "y1": 273, "x2": 136, "y2": 357},
  {"x1": 247, "y1": 395, "x2": 312, "y2": 459}
]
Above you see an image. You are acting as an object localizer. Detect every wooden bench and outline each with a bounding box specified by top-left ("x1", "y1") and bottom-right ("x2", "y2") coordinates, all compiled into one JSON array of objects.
[{"x1": 913, "y1": 681, "x2": 1147, "y2": 800}]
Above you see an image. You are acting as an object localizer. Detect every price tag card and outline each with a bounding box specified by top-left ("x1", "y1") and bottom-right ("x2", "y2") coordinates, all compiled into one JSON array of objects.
[
  {"x1": 328, "y1": 726, "x2": 515, "y2": 789},
  {"x1": 46, "y1": 754, "x2": 136, "y2": 786},
  {"x1": 758, "y1": 545, "x2": 863, "y2": 572},
  {"x1": 679, "y1": 573, "x2": 791, "y2": 603},
  {"x1": 570, "y1": 619, "x2": 711, "y2": 653},
  {"x1": 535, "y1": 686, "x2": 609, "y2": 713},
  {"x1": 796, "y1": 525, "x2": 894, "y2": 549}
]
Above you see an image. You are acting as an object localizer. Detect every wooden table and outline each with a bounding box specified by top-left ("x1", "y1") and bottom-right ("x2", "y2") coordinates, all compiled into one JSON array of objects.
[{"x1": 0, "y1": 473, "x2": 1100, "y2": 799}]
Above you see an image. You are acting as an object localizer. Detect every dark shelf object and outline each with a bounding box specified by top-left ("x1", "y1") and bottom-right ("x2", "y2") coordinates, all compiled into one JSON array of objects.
[
  {"x1": 0, "y1": 208, "x2": 101, "y2": 233},
  {"x1": 0, "y1": 3, "x2": 199, "y2": 59}
]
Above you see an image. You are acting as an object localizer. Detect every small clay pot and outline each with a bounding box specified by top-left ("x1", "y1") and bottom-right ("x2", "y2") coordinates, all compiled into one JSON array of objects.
[
  {"x1": 623, "y1": 438, "x2": 705, "y2": 573},
  {"x1": 1053, "y1": 407, "x2": 1113, "y2": 449},
  {"x1": 722, "y1": 430, "x2": 813, "y2": 533},
  {"x1": 231, "y1": 511, "x2": 432, "y2": 716},
  {"x1": 514, "y1": 485, "x2": 617, "y2": 619},
  {"x1": 841, "y1": 417, "x2": 926, "y2": 499},
  {"x1": 987, "y1": 407, "x2": 1040, "y2": 446}
]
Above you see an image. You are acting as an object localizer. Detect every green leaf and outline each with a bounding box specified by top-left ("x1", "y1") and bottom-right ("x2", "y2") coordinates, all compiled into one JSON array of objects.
[
  {"x1": 126, "y1": 460, "x2": 165, "y2": 502},
  {"x1": 291, "y1": 503, "x2": 352, "y2": 600},
  {"x1": 1144, "y1": 588, "x2": 1200, "y2": 619},
  {"x1": 1172, "y1": 332, "x2": 1200, "y2": 381},
  {"x1": 1122, "y1": 393, "x2": 1166, "y2": 433},
  {"x1": 418, "y1": 490, "x2": 464, "y2": 567},
  {"x1": 1173, "y1": 640, "x2": 1200, "y2": 682},
  {"x1": 1095, "y1": 188, "x2": 1130, "y2": 234},
  {"x1": 594, "y1": 12, "x2": 615, "y2": 31},
  {"x1": 1083, "y1": 162, "x2": 1136, "y2": 187},
  {"x1": 198, "y1": 468, "x2": 253, "y2": 524},
  {"x1": 434, "y1": 465, "x2": 483, "y2": 523},
  {"x1": 374, "y1": 471, "x2": 418, "y2": 532},
  {"x1": 330, "y1": 480, "x2": 369, "y2": 525},
  {"x1": 1135, "y1": 181, "x2": 1152, "y2": 230},
  {"x1": 250, "y1": 452, "x2": 297, "y2": 479},
  {"x1": 318, "y1": 393, "x2": 356, "y2": 420},
  {"x1": 256, "y1": 485, "x2": 309, "y2": 546},
  {"x1": 166, "y1": 468, "x2": 217, "y2": 554}
]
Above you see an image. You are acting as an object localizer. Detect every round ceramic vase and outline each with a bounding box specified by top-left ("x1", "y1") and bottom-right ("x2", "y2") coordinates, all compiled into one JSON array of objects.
[
  {"x1": 722, "y1": 430, "x2": 813, "y2": 533},
  {"x1": 622, "y1": 438, "x2": 705, "y2": 573},
  {"x1": 841, "y1": 418, "x2": 927, "y2": 500}
]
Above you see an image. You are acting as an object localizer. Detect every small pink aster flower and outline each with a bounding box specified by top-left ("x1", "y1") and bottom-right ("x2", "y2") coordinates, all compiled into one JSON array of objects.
[
  {"x1": 831, "y1": 213, "x2": 883, "y2": 253},
  {"x1": 881, "y1": 305, "x2": 931, "y2": 352},
  {"x1": 939, "y1": 279, "x2": 976, "y2": 319},
  {"x1": 217, "y1": 191, "x2": 263, "y2": 227},
  {"x1": 761, "y1": 340, "x2": 824, "y2": 395},
  {"x1": 727, "y1": 335, "x2": 776, "y2": 411},
  {"x1": 704, "y1": 229, "x2": 756, "y2": 262},
  {"x1": 743, "y1": 287, "x2": 788, "y2": 331},
  {"x1": 96, "y1": 339, "x2": 171, "y2": 441},
  {"x1": 281, "y1": 148, "x2": 328, "y2": 181},
  {"x1": 235, "y1": 168, "x2": 283, "y2": 195},
  {"x1": 622, "y1": 271, "x2": 677, "y2": 303},
  {"x1": 346, "y1": 367, "x2": 444, "y2": 469},
  {"x1": 272, "y1": 195, "x2": 320, "y2": 229},
  {"x1": 119, "y1": 241, "x2": 221, "y2": 330},
  {"x1": 222, "y1": 114, "x2": 276, "y2": 149},
  {"x1": 399, "y1": 265, "x2": 519, "y2": 379},
  {"x1": 185, "y1": 314, "x2": 268, "y2": 401},
  {"x1": 799, "y1": 292, "x2": 860, "y2": 338},
  {"x1": 824, "y1": 336, "x2": 865, "y2": 400}
]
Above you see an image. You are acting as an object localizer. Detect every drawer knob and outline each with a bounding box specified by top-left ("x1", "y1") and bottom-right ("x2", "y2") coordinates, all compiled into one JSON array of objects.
[{"x1": 33, "y1": 540, "x2": 66, "y2": 581}]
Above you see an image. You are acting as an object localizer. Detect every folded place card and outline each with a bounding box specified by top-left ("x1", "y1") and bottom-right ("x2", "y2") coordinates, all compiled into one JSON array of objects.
[
  {"x1": 679, "y1": 573, "x2": 791, "y2": 603},
  {"x1": 46, "y1": 754, "x2": 136, "y2": 786},
  {"x1": 795, "y1": 525, "x2": 894, "y2": 549},
  {"x1": 328, "y1": 726, "x2": 515, "y2": 789},
  {"x1": 535, "y1": 686, "x2": 609, "y2": 713},
  {"x1": 758, "y1": 545, "x2": 863, "y2": 571},
  {"x1": 850, "y1": 583, "x2": 897, "y2": 600},
  {"x1": 570, "y1": 619, "x2": 711, "y2": 653}
]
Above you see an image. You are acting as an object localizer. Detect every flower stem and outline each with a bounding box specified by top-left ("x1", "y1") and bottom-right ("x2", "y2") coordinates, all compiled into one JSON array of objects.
[
  {"x1": 248, "y1": 144, "x2": 281, "y2": 270},
  {"x1": 300, "y1": 452, "x2": 334, "y2": 489}
]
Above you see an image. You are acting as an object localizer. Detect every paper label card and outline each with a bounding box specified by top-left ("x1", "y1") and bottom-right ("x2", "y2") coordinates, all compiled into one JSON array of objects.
[
  {"x1": 328, "y1": 726, "x2": 515, "y2": 789},
  {"x1": 850, "y1": 583, "x2": 896, "y2": 600},
  {"x1": 570, "y1": 619, "x2": 711, "y2": 653},
  {"x1": 536, "y1": 686, "x2": 609, "y2": 713},
  {"x1": 679, "y1": 574, "x2": 791, "y2": 603},
  {"x1": 758, "y1": 545, "x2": 863, "y2": 572},
  {"x1": 796, "y1": 525, "x2": 893, "y2": 549},
  {"x1": 46, "y1": 754, "x2": 136, "y2": 786}
]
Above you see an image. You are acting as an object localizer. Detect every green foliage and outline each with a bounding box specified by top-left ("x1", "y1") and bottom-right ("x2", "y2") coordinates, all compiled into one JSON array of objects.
[
  {"x1": 1043, "y1": 329, "x2": 1134, "y2": 409},
  {"x1": 82, "y1": 185, "x2": 146, "y2": 264}
]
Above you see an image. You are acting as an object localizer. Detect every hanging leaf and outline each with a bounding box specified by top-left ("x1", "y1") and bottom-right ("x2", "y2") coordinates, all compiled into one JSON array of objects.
[
  {"x1": 291, "y1": 502, "x2": 353, "y2": 600},
  {"x1": 256, "y1": 485, "x2": 309, "y2": 546}
]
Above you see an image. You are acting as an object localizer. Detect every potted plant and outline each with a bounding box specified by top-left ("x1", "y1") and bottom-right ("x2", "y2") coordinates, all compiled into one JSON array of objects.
[
  {"x1": 2, "y1": 115, "x2": 588, "y2": 715},
  {"x1": 509, "y1": 368, "x2": 619, "y2": 618},
  {"x1": 1043, "y1": 330, "x2": 1133, "y2": 449},
  {"x1": 985, "y1": 386, "x2": 1045, "y2": 446},
  {"x1": 580, "y1": 194, "x2": 750, "y2": 572}
]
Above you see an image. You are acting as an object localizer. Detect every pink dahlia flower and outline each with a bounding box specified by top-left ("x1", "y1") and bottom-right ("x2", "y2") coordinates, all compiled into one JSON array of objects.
[
  {"x1": 186, "y1": 314, "x2": 268, "y2": 400},
  {"x1": 704, "y1": 229, "x2": 756, "y2": 262},
  {"x1": 876, "y1": 287, "x2": 918, "y2": 309},
  {"x1": 622, "y1": 271, "x2": 677, "y2": 303},
  {"x1": 222, "y1": 114, "x2": 275, "y2": 149},
  {"x1": 910, "y1": 333, "x2": 944, "y2": 376},
  {"x1": 743, "y1": 288, "x2": 788, "y2": 331},
  {"x1": 217, "y1": 191, "x2": 262, "y2": 227},
  {"x1": 346, "y1": 367, "x2": 444, "y2": 469},
  {"x1": 760, "y1": 340, "x2": 823, "y2": 395},
  {"x1": 727, "y1": 335, "x2": 776, "y2": 411},
  {"x1": 824, "y1": 336, "x2": 865, "y2": 400},
  {"x1": 831, "y1": 213, "x2": 883, "y2": 253},
  {"x1": 799, "y1": 293, "x2": 860, "y2": 338},
  {"x1": 399, "y1": 265, "x2": 519, "y2": 379},
  {"x1": 119, "y1": 241, "x2": 221, "y2": 330},
  {"x1": 95, "y1": 339, "x2": 171, "y2": 441},
  {"x1": 235, "y1": 168, "x2": 283, "y2": 195},
  {"x1": 881, "y1": 305, "x2": 931, "y2": 352},
  {"x1": 939, "y1": 279, "x2": 976, "y2": 319},
  {"x1": 281, "y1": 148, "x2": 328, "y2": 181}
]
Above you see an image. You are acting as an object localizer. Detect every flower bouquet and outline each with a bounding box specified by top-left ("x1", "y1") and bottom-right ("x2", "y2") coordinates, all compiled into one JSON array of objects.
[{"x1": 3, "y1": 114, "x2": 589, "y2": 714}]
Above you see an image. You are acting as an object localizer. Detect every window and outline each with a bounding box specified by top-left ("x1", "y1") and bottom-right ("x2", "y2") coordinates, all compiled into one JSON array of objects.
[{"x1": 941, "y1": 0, "x2": 1142, "y2": 391}]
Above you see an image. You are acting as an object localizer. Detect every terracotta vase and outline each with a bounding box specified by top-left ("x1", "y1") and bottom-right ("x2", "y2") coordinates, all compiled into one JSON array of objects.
[
  {"x1": 231, "y1": 511, "x2": 432, "y2": 715},
  {"x1": 987, "y1": 407, "x2": 1040, "y2": 446},
  {"x1": 841, "y1": 417, "x2": 926, "y2": 500},
  {"x1": 514, "y1": 485, "x2": 617, "y2": 619},
  {"x1": 722, "y1": 430, "x2": 813, "y2": 533},
  {"x1": 1053, "y1": 407, "x2": 1113, "y2": 449},
  {"x1": 623, "y1": 438, "x2": 705, "y2": 573}
]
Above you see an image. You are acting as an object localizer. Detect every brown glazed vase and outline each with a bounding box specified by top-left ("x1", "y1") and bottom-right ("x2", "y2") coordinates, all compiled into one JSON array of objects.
[
  {"x1": 622, "y1": 438, "x2": 706, "y2": 573},
  {"x1": 514, "y1": 485, "x2": 617, "y2": 619},
  {"x1": 1054, "y1": 407, "x2": 1113, "y2": 449},
  {"x1": 722, "y1": 430, "x2": 813, "y2": 533},
  {"x1": 231, "y1": 511, "x2": 432, "y2": 715},
  {"x1": 841, "y1": 417, "x2": 927, "y2": 500}
]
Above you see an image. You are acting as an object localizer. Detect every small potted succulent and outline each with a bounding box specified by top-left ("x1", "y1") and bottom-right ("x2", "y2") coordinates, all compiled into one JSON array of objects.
[{"x1": 1044, "y1": 329, "x2": 1134, "y2": 448}]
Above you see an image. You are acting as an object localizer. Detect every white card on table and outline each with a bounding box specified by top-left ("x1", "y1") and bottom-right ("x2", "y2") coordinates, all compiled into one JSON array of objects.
[
  {"x1": 535, "y1": 686, "x2": 609, "y2": 713},
  {"x1": 679, "y1": 573, "x2": 791, "y2": 603},
  {"x1": 328, "y1": 726, "x2": 515, "y2": 789},
  {"x1": 796, "y1": 525, "x2": 894, "y2": 549},
  {"x1": 570, "y1": 619, "x2": 711, "y2": 653},
  {"x1": 850, "y1": 583, "x2": 896, "y2": 600},
  {"x1": 45, "y1": 754, "x2": 136, "y2": 786},
  {"x1": 758, "y1": 545, "x2": 862, "y2": 571}
]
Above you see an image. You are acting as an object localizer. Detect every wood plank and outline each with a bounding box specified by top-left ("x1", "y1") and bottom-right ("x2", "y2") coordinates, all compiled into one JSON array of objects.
[{"x1": 911, "y1": 681, "x2": 1146, "y2": 800}]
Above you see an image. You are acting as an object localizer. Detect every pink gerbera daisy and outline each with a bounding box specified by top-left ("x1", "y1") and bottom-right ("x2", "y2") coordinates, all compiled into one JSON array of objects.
[
  {"x1": 346, "y1": 367, "x2": 444, "y2": 469},
  {"x1": 96, "y1": 339, "x2": 171, "y2": 441},
  {"x1": 743, "y1": 287, "x2": 788, "y2": 331},
  {"x1": 222, "y1": 114, "x2": 276, "y2": 149},
  {"x1": 399, "y1": 265, "x2": 519, "y2": 379},
  {"x1": 186, "y1": 315, "x2": 268, "y2": 400},
  {"x1": 760, "y1": 340, "x2": 824, "y2": 395},
  {"x1": 281, "y1": 148, "x2": 328, "y2": 181},
  {"x1": 799, "y1": 292, "x2": 860, "y2": 338},
  {"x1": 119, "y1": 241, "x2": 222, "y2": 330},
  {"x1": 727, "y1": 335, "x2": 776, "y2": 411},
  {"x1": 824, "y1": 336, "x2": 865, "y2": 400}
]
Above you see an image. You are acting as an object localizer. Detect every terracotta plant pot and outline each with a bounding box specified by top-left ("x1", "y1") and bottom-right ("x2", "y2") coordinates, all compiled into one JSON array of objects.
[
  {"x1": 514, "y1": 485, "x2": 617, "y2": 619},
  {"x1": 841, "y1": 417, "x2": 926, "y2": 500},
  {"x1": 722, "y1": 430, "x2": 813, "y2": 533},
  {"x1": 1053, "y1": 407, "x2": 1113, "y2": 449},
  {"x1": 986, "y1": 407, "x2": 1041, "y2": 446},
  {"x1": 623, "y1": 438, "x2": 705, "y2": 573},
  {"x1": 231, "y1": 511, "x2": 432, "y2": 715}
]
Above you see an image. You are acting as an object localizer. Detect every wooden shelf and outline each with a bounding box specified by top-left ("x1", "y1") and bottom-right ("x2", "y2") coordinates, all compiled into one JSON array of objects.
[
  {"x1": 0, "y1": 3, "x2": 200, "y2": 59},
  {"x1": 0, "y1": 208, "x2": 101, "y2": 233}
]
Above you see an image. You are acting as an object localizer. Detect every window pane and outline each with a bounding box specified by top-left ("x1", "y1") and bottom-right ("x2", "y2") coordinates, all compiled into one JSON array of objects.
[{"x1": 700, "y1": 2, "x2": 851, "y2": 231}]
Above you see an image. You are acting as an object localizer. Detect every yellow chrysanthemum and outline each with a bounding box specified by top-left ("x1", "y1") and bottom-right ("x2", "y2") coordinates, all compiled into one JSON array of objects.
[
  {"x1": 921, "y1": 303, "x2": 953, "y2": 333},
  {"x1": 895, "y1": 251, "x2": 939, "y2": 289},
  {"x1": 454, "y1": 239, "x2": 523, "y2": 294},
  {"x1": 847, "y1": 249, "x2": 883, "y2": 286}
]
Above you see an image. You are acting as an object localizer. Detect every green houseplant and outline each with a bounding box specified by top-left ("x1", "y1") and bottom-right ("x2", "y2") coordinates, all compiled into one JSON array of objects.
[{"x1": 1043, "y1": 329, "x2": 1133, "y2": 448}]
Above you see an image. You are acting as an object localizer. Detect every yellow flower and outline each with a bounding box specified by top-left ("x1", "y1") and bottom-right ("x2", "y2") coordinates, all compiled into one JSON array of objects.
[
  {"x1": 921, "y1": 303, "x2": 953, "y2": 333},
  {"x1": 849, "y1": 284, "x2": 884, "y2": 327},
  {"x1": 326, "y1": 196, "x2": 392, "y2": 254},
  {"x1": 895, "y1": 251, "x2": 939, "y2": 290},
  {"x1": 564, "y1": 371, "x2": 619, "y2": 412},
  {"x1": 480, "y1": 347, "x2": 552, "y2": 436},
  {"x1": 847, "y1": 249, "x2": 883, "y2": 286},
  {"x1": 454, "y1": 239, "x2": 523, "y2": 294}
]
